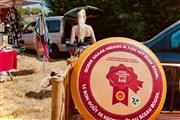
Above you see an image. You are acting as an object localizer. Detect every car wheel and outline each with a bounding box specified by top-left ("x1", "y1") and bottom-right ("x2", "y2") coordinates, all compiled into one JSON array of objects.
[{"x1": 49, "y1": 44, "x2": 60, "y2": 59}]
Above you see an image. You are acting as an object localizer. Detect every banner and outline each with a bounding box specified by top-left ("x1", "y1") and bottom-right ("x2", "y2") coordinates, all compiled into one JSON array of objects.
[{"x1": 35, "y1": 14, "x2": 49, "y2": 61}]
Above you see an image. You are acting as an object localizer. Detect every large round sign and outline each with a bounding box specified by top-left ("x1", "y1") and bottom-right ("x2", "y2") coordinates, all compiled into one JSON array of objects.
[{"x1": 71, "y1": 37, "x2": 166, "y2": 120}]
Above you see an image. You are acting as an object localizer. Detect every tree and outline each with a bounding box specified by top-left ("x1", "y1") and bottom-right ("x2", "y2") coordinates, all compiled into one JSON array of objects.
[
  {"x1": 31, "y1": 8, "x2": 41, "y2": 15},
  {"x1": 45, "y1": 0, "x2": 180, "y2": 42},
  {"x1": 17, "y1": 7, "x2": 30, "y2": 16},
  {"x1": 45, "y1": 0, "x2": 69, "y2": 16}
]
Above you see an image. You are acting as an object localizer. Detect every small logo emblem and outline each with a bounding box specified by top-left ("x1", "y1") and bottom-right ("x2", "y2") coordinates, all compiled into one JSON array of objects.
[{"x1": 130, "y1": 95, "x2": 141, "y2": 107}]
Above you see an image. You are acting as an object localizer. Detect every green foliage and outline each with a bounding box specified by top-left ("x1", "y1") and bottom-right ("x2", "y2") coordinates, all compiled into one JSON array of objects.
[
  {"x1": 17, "y1": 7, "x2": 30, "y2": 16},
  {"x1": 31, "y1": 8, "x2": 41, "y2": 15},
  {"x1": 17, "y1": 7, "x2": 41, "y2": 16},
  {"x1": 45, "y1": 0, "x2": 180, "y2": 42},
  {"x1": 45, "y1": 0, "x2": 69, "y2": 15}
]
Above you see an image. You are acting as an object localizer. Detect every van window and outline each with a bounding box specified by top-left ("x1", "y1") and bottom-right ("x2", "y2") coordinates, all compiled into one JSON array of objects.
[
  {"x1": 35, "y1": 19, "x2": 60, "y2": 34},
  {"x1": 46, "y1": 20, "x2": 60, "y2": 33},
  {"x1": 171, "y1": 29, "x2": 180, "y2": 49}
]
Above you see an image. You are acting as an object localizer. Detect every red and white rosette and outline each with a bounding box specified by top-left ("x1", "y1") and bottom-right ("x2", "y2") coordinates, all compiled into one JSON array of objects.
[{"x1": 106, "y1": 64, "x2": 143, "y2": 106}]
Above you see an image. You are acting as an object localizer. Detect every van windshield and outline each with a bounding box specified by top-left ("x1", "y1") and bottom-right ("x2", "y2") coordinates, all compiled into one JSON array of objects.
[{"x1": 24, "y1": 22, "x2": 36, "y2": 33}]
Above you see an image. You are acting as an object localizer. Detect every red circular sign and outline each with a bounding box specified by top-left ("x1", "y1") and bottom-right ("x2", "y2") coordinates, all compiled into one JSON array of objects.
[{"x1": 71, "y1": 37, "x2": 166, "y2": 120}]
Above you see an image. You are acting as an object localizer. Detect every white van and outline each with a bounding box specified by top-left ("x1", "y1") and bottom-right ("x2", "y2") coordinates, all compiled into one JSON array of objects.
[
  {"x1": 21, "y1": 6, "x2": 102, "y2": 58},
  {"x1": 21, "y1": 16, "x2": 74, "y2": 58}
]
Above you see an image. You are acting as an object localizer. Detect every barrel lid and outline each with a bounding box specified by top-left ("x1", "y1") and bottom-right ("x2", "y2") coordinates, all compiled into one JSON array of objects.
[{"x1": 71, "y1": 37, "x2": 166, "y2": 120}]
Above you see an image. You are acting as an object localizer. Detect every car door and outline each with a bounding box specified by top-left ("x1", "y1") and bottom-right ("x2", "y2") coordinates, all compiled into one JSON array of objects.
[
  {"x1": 46, "y1": 19, "x2": 61, "y2": 44},
  {"x1": 144, "y1": 20, "x2": 180, "y2": 63},
  {"x1": 158, "y1": 29, "x2": 180, "y2": 63},
  {"x1": 162, "y1": 29, "x2": 180, "y2": 63},
  {"x1": 155, "y1": 29, "x2": 180, "y2": 63}
]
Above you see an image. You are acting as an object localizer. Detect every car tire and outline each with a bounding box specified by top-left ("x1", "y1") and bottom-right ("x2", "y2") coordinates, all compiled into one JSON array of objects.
[{"x1": 49, "y1": 44, "x2": 60, "y2": 59}]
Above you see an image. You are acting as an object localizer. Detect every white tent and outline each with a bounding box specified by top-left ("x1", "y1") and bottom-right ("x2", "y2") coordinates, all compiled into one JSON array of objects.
[
  {"x1": 0, "y1": 0, "x2": 40, "y2": 8},
  {"x1": 0, "y1": 0, "x2": 41, "y2": 24}
]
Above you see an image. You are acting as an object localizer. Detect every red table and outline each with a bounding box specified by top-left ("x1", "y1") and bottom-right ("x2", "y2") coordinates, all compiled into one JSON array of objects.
[{"x1": 0, "y1": 50, "x2": 17, "y2": 72}]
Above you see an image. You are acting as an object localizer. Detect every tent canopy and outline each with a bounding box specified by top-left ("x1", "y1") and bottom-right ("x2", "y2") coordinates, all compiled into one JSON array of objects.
[
  {"x1": 0, "y1": 0, "x2": 40, "y2": 8},
  {"x1": 0, "y1": 0, "x2": 40, "y2": 24}
]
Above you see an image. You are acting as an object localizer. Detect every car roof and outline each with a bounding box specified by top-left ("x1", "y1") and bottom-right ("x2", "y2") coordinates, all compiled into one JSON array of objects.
[
  {"x1": 33, "y1": 16, "x2": 64, "y2": 22},
  {"x1": 45, "y1": 16, "x2": 64, "y2": 20}
]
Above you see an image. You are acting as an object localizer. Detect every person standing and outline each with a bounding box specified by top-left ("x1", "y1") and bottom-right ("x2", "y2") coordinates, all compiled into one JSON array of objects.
[{"x1": 70, "y1": 9, "x2": 96, "y2": 46}]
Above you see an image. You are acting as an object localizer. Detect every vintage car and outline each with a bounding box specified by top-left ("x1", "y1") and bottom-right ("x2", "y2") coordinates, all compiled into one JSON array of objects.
[
  {"x1": 144, "y1": 20, "x2": 180, "y2": 112},
  {"x1": 144, "y1": 20, "x2": 180, "y2": 63}
]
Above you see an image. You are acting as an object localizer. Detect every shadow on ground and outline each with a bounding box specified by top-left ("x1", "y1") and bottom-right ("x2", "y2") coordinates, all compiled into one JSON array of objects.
[
  {"x1": 11, "y1": 69, "x2": 35, "y2": 76},
  {"x1": 22, "y1": 50, "x2": 71, "y2": 62},
  {"x1": 25, "y1": 90, "x2": 51, "y2": 99}
]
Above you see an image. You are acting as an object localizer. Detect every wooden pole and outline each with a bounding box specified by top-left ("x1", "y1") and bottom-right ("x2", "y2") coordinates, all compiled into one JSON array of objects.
[
  {"x1": 51, "y1": 57, "x2": 77, "y2": 120},
  {"x1": 170, "y1": 68, "x2": 176, "y2": 111},
  {"x1": 51, "y1": 76, "x2": 64, "y2": 120},
  {"x1": 179, "y1": 77, "x2": 180, "y2": 93},
  {"x1": 65, "y1": 58, "x2": 77, "y2": 120}
]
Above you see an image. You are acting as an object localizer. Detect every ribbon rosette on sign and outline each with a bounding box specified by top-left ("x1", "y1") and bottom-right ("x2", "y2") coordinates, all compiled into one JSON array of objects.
[
  {"x1": 106, "y1": 64, "x2": 143, "y2": 106},
  {"x1": 71, "y1": 37, "x2": 166, "y2": 120}
]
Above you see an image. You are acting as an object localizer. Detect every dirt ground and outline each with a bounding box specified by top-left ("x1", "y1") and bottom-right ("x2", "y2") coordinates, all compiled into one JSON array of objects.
[
  {"x1": 0, "y1": 51, "x2": 67, "y2": 119},
  {"x1": 0, "y1": 50, "x2": 179, "y2": 120}
]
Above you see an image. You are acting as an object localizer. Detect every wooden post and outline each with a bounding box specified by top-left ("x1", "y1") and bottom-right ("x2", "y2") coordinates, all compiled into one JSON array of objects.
[
  {"x1": 179, "y1": 77, "x2": 180, "y2": 93},
  {"x1": 51, "y1": 57, "x2": 77, "y2": 120},
  {"x1": 65, "y1": 58, "x2": 77, "y2": 120},
  {"x1": 170, "y1": 68, "x2": 176, "y2": 111},
  {"x1": 51, "y1": 76, "x2": 64, "y2": 120}
]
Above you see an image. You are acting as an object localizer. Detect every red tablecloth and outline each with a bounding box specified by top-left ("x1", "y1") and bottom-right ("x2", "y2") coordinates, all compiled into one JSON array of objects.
[{"x1": 0, "y1": 50, "x2": 17, "y2": 72}]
